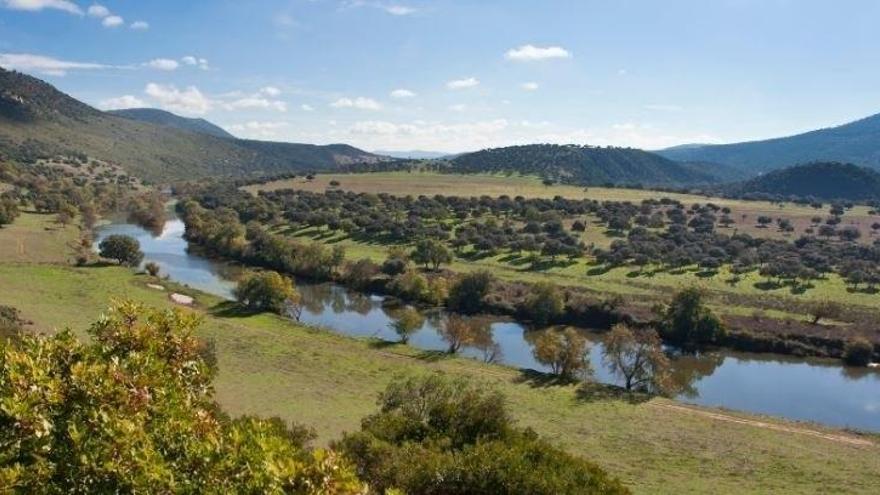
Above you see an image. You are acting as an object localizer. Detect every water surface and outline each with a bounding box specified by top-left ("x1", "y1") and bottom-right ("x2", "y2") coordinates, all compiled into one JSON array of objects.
[{"x1": 95, "y1": 219, "x2": 880, "y2": 431}]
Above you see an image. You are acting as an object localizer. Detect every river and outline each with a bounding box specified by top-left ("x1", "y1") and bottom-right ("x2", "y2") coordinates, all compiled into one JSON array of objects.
[{"x1": 96, "y1": 218, "x2": 880, "y2": 431}]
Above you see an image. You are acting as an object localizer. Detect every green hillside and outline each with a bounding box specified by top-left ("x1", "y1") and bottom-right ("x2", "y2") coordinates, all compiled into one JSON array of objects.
[
  {"x1": 449, "y1": 144, "x2": 732, "y2": 187},
  {"x1": 108, "y1": 107, "x2": 235, "y2": 138},
  {"x1": 658, "y1": 113, "x2": 880, "y2": 173},
  {"x1": 726, "y1": 161, "x2": 880, "y2": 200},
  {"x1": 0, "y1": 68, "x2": 384, "y2": 182}
]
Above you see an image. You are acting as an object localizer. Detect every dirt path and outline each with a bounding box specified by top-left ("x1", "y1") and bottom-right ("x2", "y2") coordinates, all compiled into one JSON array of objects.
[{"x1": 651, "y1": 402, "x2": 875, "y2": 447}]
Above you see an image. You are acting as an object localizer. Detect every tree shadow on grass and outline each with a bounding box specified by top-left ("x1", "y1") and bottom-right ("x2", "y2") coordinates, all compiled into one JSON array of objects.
[
  {"x1": 210, "y1": 301, "x2": 262, "y2": 318},
  {"x1": 367, "y1": 339, "x2": 399, "y2": 350},
  {"x1": 574, "y1": 382, "x2": 652, "y2": 405},
  {"x1": 586, "y1": 264, "x2": 613, "y2": 276},
  {"x1": 526, "y1": 258, "x2": 577, "y2": 272},
  {"x1": 415, "y1": 349, "x2": 450, "y2": 362},
  {"x1": 695, "y1": 270, "x2": 718, "y2": 278},
  {"x1": 846, "y1": 286, "x2": 880, "y2": 295},
  {"x1": 753, "y1": 280, "x2": 783, "y2": 291},
  {"x1": 514, "y1": 368, "x2": 578, "y2": 388}
]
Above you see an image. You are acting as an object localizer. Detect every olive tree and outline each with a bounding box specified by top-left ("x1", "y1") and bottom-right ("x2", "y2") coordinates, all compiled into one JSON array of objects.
[
  {"x1": 531, "y1": 327, "x2": 592, "y2": 380},
  {"x1": 98, "y1": 234, "x2": 144, "y2": 267},
  {"x1": 234, "y1": 270, "x2": 300, "y2": 316},
  {"x1": 603, "y1": 323, "x2": 673, "y2": 394}
]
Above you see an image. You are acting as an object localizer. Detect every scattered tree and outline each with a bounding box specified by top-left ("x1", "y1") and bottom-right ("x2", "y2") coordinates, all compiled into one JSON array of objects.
[
  {"x1": 98, "y1": 234, "x2": 144, "y2": 267},
  {"x1": 234, "y1": 270, "x2": 300, "y2": 315},
  {"x1": 603, "y1": 324, "x2": 673, "y2": 394},
  {"x1": 531, "y1": 327, "x2": 592, "y2": 380},
  {"x1": 389, "y1": 307, "x2": 425, "y2": 344}
]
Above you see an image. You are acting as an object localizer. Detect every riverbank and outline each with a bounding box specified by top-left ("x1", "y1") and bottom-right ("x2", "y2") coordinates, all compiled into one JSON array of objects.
[
  {"x1": 94, "y1": 214, "x2": 880, "y2": 431},
  {"x1": 1, "y1": 257, "x2": 878, "y2": 494}
]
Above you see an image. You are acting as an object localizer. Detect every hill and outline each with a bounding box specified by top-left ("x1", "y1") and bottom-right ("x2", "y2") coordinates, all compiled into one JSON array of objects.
[
  {"x1": 448, "y1": 144, "x2": 729, "y2": 187},
  {"x1": 727, "y1": 161, "x2": 880, "y2": 201},
  {"x1": 0, "y1": 68, "x2": 384, "y2": 182},
  {"x1": 108, "y1": 108, "x2": 235, "y2": 139},
  {"x1": 657, "y1": 112, "x2": 880, "y2": 173}
]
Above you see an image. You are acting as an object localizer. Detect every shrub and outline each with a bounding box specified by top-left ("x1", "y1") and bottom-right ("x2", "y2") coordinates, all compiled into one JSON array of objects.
[
  {"x1": 0, "y1": 301, "x2": 363, "y2": 493},
  {"x1": 337, "y1": 374, "x2": 626, "y2": 495},
  {"x1": 447, "y1": 270, "x2": 493, "y2": 314},
  {"x1": 658, "y1": 287, "x2": 725, "y2": 345},
  {"x1": 381, "y1": 257, "x2": 408, "y2": 276},
  {"x1": 843, "y1": 338, "x2": 874, "y2": 366},
  {"x1": 344, "y1": 258, "x2": 379, "y2": 289},
  {"x1": 145, "y1": 261, "x2": 160, "y2": 277},
  {"x1": 523, "y1": 281, "x2": 564, "y2": 326},
  {"x1": 388, "y1": 271, "x2": 429, "y2": 302},
  {"x1": 98, "y1": 234, "x2": 144, "y2": 267},
  {"x1": 234, "y1": 270, "x2": 300, "y2": 315},
  {"x1": 531, "y1": 327, "x2": 592, "y2": 380}
]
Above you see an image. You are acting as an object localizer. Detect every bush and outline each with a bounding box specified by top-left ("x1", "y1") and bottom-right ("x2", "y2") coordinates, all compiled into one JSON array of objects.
[
  {"x1": 0, "y1": 301, "x2": 363, "y2": 493},
  {"x1": 447, "y1": 270, "x2": 493, "y2": 314},
  {"x1": 337, "y1": 374, "x2": 626, "y2": 495},
  {"x1": 531, "y1": 327, "x2": 592, "y2": 380},
  {"x1": 843, "y1": 337, "x2": 874, "y2": 366},
  {"x1": 523, "y1": 281, "x2": 564, "y2": 326},
  {"x1": 344, "y1": 258, "x2": 379, "y2": 289},
  {"x1": 98, "y1": 234, "x2": 144, "y2": 267},
  {"x1": 144, "y1": 261, "x2": 160, "y2": 277},
  {"x1": 381, "y1": 257, "x2": 408, "y2": 276},
  {"x1": 388, "y1": 271, "x2": 429, "y2": 302},
  {"x1": 658, "y1": 287, "x2": 725, "y2": 345},
  {"x1": 234, "y1": 270, "x2": 300, "y2": 315}
]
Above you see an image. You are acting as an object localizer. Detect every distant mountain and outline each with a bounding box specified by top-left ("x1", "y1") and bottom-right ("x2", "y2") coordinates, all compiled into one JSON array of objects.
[
  {"x1": 0, "y1": 68, "x2": 385, "y2": 182},
  {"x1": 727, "y1": 162, "x2": 880, "y2": 201},
  {"x1": 108, "y1": 108, "x2": 234, "y2": 139},
  {"x1": 373, "y1": 150, "x2": 454, "y2": 160},
  {"x1": 448, "y1": 144, "x2": 728, "y2": 187},
  {"x1": 657, "y1": 113, "x2": 880, "y2": 173}
]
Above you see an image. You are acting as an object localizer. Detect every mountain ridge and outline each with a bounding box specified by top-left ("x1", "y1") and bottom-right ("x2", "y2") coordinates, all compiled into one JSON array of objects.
[
  {"x1": 0, "y1": 68, "x2": 385, "y2": 182},
  {"x1": 108, "y1": 108, "x2": 235, "y2": 139}
]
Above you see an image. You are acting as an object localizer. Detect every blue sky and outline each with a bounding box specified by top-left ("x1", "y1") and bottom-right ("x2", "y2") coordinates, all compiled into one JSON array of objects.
[{"x1": 2, "y1": 0, "x2": 880, "y2": 152}]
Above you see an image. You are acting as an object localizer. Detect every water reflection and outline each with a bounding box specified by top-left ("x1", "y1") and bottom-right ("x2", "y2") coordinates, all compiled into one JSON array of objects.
[{"x1": 94, "y1": 219, "x2": 880, "y2": 431}]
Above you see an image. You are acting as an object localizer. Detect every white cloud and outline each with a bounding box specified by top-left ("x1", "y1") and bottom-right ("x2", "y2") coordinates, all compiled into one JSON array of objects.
[
  {"x1": 98, "y1": 94, "x2": 145, "y2": 110},
  {"x1": 446, "y1": 77, "x2": 479, "y2": 90},
  {"x1": 644, "y1": 104, "x2": 683, "y2": 112},
  {"x1": 102, "y1": 14, "x2": 123, "y2": 27},
  {"x1": 226, "y1": 121, "x2": 289, "y2": 139},
  {"x1": 384, "y1": 5, "x2": 415, "y2": 15},
  {"x1": 390, "y1": 88, "x2": 416, "y2": 99},
  {"x1": 223, "y1": 97, "x2": 287, "y2": 112},
  {"x1": 0, "y1": 52, "x2": 110, "y2": 76},
  {"x1": 347, "y1": 119, "x2": 510, "y2": 151},
  {"x1": 260, "y1": 86, "x2": 281, "y2": 97},
  {"x1": 180, "y1": 55, "x2": 209, "y2": 70},
  {"x1": 505, "y1": 44, "x2": 571, "y2": 61},
  {"x1": 145, "y1": 82, "x2": 212, "y2": 115},
  {"x1": 1, "y1": 0, "x2": 82, "y2": 15},
  {"x1": 448, "y1": 104, "x2": 467, "y2": 112},
  {"x1": 520, "y1": 81, "x2": 539, "y2": 91},
  {"x1": 145, "y1": 58, "x2": 179, "y2": 71},
  {"x1": 130, "y1": 20, "x2": 149, "y2": 30},
  {"x1": 330, "y1": 97, "x2": 382, "y2": 110},
  {"x1": 301, "y1": 104, "x2": 314, "y2": 111},
  {"x1": 87, "y1": 3, "x2": 108, "y2": 17}
]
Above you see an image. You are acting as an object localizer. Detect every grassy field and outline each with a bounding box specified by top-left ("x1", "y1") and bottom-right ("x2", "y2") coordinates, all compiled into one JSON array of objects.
[
  {"x1": 1, "y1": 212, "x2": 879, "y2": 494},
  {"x1": 246, "y1": 172, "x2": 880, "y2": 321}
]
